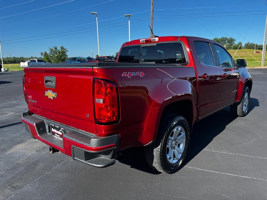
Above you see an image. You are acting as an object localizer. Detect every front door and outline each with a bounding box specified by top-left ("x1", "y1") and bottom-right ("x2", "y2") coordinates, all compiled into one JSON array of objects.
[
  {"x1": 213, "y1": 44, "x2": 239, "y2": 107},
  {"x1": 193, "y1": 41, "x2": 225, "y2": 119}
]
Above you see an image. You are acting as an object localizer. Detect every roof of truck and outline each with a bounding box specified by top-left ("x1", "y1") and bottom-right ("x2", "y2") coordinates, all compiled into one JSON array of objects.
[{"x1": 122, "y1": 36, "x2": 215, "y2": 47}]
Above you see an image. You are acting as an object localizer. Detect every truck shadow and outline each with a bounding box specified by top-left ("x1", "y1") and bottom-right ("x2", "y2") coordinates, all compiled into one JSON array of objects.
[
  {"x1": 0, "y1": 122, "x2": 22, "y2": 129},
  {"x1": 0, "y1": 81, "x2": 12, "y2": 85},
  {"x1": 118, "y1": 97, "x2": 259, "y2": 174},
  {"x1": 184, "y1": 97, "x2": 259, "y2": 167}
]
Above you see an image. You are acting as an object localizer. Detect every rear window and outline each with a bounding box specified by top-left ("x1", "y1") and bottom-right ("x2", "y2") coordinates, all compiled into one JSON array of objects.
[
  {"x1": 118, "y1": 43, "x2": 186, "y2": 64},
  {"x1": 118, "y1": 46, "x2": 140, "y2": 63}
]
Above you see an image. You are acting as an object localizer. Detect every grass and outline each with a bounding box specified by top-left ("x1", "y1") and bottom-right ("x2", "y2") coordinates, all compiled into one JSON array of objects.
[
  {"x1": 3, "y1": 63, "x2": 23, "y2": 72},
  {"x1": 228, "y1": 49, "x2": 266, "y2": 67}
]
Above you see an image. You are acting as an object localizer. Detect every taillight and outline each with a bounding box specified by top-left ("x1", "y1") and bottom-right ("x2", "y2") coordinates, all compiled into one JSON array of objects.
[{"x1": 94, "y1": 79, "x2": 119, "y2": 124}]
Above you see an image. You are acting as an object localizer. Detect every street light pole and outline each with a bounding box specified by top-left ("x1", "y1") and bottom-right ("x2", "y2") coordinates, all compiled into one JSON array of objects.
[
  {"x1": 91, "y1": 12, "x2": 100, "y2": 57},
  {"x1": 0, "y1": 40, "x2": 5, "y2": 72},
  {"x1": 124, "y1": 14, "x2": 131, "y2": 41}
]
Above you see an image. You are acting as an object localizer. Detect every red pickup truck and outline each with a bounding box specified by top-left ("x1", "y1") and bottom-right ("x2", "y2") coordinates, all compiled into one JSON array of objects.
[{"x1": 22, "y1": 36, "x2": 252, "y2": 173}]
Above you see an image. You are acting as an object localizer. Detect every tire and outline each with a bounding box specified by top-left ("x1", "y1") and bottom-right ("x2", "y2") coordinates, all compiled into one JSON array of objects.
[
  {"x1": 145, "y1": 115, "x2": 190, "y2": 174},
  {"x1": 231, "y1": 87, "x2": 250, "y2": 117}
]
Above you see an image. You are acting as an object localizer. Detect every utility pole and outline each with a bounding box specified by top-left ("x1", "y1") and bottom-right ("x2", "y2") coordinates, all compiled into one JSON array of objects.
[
  {"x1": 261, "y1": 16, "x2": 267, "y2": 67},
  {"x1": 0, "y1": 40, "x2": 5, "y2": 72},
  {"x1": 150, "y1": 0, "x2": 154, "y2": 37}
]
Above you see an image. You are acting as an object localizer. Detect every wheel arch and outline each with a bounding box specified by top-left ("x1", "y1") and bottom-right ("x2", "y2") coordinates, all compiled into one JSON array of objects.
[
  {"x1": 245, "y1": 79, "x2": 252, "y2": 92},
  {"x1": 153, "y1": 99, "x2": 195, "y2": 144},
  {"x1": 236, "y1": 67, "x2": 253, "y2": 102}
]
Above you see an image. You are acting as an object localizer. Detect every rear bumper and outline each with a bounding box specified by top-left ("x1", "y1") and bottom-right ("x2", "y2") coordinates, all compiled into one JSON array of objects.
[{"x1": 21, "y1": 112, "x2": 119, "y2": 167}]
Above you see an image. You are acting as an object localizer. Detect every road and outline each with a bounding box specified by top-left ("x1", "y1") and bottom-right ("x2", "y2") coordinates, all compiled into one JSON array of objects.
[{"x1": 0, "y1": 69, "x2": 267, "y2": 200}]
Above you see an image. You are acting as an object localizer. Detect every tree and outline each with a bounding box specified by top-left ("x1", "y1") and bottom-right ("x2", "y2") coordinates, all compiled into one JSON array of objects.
[
  {"x1": 41, "y1": 46, "x2": 68, "y2": 63},
  {"x1": 213, "y1": 37, "x2": 235, "y2": 49},
  {"x1": 258, "y1": 45, "x2": 263, "y2": 50},
  {"x1": 233, "y1": 42, "x2": 242, "y2": 50},
  {"x1": 42, "y1": 52, "x2": 51, "y2": 63}
]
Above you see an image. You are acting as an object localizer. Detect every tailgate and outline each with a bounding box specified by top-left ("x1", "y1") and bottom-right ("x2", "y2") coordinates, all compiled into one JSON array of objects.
[{"x1": 23, "y1": 66, "x2": 96, "y2": 133}]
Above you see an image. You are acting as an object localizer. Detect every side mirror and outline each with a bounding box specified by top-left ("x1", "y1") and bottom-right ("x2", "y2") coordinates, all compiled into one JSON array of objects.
[{"x1": 236, "y1": 59, "x2": 247, "y2": 68}]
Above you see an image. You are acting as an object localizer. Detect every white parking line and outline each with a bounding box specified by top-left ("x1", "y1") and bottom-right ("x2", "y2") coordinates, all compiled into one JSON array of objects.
[
  {"x1": 204, "y1": 149, "x2": 267, "y2": 160},
  {"x1": 185, "y1": 166, "x2": 267, "y2": 183},
  {"x1": 0, "y1": 112, "x2": 15, "y2": 119}
]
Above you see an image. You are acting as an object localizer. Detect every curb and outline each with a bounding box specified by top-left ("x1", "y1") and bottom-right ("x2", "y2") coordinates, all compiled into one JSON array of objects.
[{"x1": 247, "y1": 67, "x2": 267, "y2": 69}]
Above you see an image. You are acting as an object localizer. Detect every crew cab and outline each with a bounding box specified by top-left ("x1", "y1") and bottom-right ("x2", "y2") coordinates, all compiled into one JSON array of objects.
[{"x1": 21, "y1": 36, "x2": 252, "y2": 173}]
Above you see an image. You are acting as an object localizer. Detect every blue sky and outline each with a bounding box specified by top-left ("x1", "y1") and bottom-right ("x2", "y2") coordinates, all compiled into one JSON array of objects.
[{"x1": 0, "y1": 0, "x2": 267, "y2": 57}]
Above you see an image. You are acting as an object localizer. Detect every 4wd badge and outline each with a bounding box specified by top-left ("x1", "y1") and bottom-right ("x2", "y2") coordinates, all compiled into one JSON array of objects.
[
  {"x1": 45, "y1": 90, "x2": 57, "y2": 100},
  {"x1": 122, "y1": 72, "x2": 145, "y2": 79}
]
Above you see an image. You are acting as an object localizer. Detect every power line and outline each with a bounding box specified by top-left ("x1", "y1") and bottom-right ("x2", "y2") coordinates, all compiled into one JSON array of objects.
[
  {"x1": 0, "y1": 0, "x2": 75, "y2": 20},
  {"x1": 2, "y1": 9, "x2": 264, "y2": 45},
  {"x1": 154, "y1": 11, "x2": 265, "y2": 19},
  {"x1": 0, "y1": 0, "x2": 34, "y2": 10},
  {"x1": 2, "y1": 21, "x2": 128, "y2": 45},
  {"x1": 0, "y1": 0, "x2": 115, "y2": 21}
]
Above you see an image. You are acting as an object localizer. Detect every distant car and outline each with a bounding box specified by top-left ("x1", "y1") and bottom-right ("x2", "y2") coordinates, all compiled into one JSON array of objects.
[
  {"x1": 65, "y1": 57, "x2": 86, "y2": 63},
  {"x1": 86, "y1": 57, "x2": 99, "y2": 63},
  {"x1": 20, "y1": 59, "x2": 45, "y2": 67},
  {"x1": 96, "y1": 56, "x2": 116, "y2": 62}
]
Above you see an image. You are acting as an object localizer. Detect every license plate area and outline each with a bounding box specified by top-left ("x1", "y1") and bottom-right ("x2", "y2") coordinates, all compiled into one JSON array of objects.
[{"x1": 48, "y1": 124, "x2": 65, "y2": 140}]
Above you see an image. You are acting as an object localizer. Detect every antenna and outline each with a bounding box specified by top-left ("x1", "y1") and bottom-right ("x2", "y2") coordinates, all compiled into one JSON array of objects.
[
  {"x1": 149, "y1": 25, "x2": 155, "y2": 37},
  {"x1": 149, "y1": 25, "x2": 159, "y2": 38}
]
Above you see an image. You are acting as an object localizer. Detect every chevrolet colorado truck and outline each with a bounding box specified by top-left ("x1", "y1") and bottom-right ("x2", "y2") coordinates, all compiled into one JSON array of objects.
[{"x1": 21, "y1": 36, "x2": 252, "y2": 173}]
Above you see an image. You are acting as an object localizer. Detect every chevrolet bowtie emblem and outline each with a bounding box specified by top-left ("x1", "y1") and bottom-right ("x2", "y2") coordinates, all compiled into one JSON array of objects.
[{"x1": 45, "y1": 90, "x2": 57, "y2": 100}]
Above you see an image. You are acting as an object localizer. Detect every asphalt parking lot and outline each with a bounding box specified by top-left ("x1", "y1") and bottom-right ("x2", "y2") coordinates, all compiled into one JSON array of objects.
[{"x1": 0, "y1": 69, "x2": 267, "y2": 200}]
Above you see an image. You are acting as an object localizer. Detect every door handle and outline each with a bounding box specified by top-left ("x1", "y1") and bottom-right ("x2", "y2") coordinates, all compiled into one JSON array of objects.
[{"x1": 44, "y1": 76, "x2": 56, "y2": 88}]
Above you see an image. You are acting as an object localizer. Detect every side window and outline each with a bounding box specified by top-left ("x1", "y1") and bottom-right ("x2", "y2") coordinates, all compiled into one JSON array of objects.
[
  {"x1": 118, "y1": 46, "x2": 140, "y2": 63},
  {"x1": 194, "y1": 41, "x2": 215, "y2": 66},
  {"x1": 214, "y1": 45, "x2": 233, "y2": 68}
]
